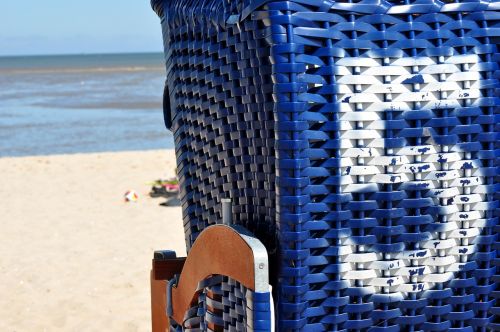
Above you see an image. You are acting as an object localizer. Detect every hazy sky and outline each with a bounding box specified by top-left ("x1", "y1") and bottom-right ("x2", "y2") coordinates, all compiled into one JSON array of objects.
[{"x1": 0, "y1": 0, "x2": 164, "y2": 56}]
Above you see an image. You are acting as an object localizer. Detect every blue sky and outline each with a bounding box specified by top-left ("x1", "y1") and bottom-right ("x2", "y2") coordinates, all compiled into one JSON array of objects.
[{"x1": 0, "y1": 1, "x2": 163, "y2": 56}]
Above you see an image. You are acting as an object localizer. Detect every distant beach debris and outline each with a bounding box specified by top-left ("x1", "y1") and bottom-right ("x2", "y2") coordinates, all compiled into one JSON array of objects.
[
  {"x1": 149, "y1": 177, "x2": 180, "y2": 207},
  {"x1": 124, "y1": 190, "x2": 139, "y2": 202}
]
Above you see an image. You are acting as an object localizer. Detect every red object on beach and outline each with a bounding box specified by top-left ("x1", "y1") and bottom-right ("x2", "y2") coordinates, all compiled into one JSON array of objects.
[{"x1": 163, "y1": 183, "x2": 179, "y2": 192}]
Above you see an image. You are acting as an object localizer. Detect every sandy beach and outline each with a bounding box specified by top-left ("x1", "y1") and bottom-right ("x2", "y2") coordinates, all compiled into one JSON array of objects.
[{"x1": 0, "y1": 149, "x2": 185, "y2": 331}]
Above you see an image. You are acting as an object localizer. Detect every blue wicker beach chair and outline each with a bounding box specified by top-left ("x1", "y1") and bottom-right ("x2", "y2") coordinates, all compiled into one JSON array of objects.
[{"x1": 150, "y1": 1, "x2": 500, "y2": 331}]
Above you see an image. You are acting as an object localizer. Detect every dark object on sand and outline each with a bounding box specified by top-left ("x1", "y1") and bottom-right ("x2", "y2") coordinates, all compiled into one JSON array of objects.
[
  {"x1": 149, "y1": 178, "x2": 180, "y2": 199},
  {"x1": 149, "y1": 186, "x2": 175, "y2": 198},
  {"x1": 159, "y1": 196, "x2": 181, "y2": 207},
  {"x1": 148, "y1": 178, "x2": 181, "y2": 206}
]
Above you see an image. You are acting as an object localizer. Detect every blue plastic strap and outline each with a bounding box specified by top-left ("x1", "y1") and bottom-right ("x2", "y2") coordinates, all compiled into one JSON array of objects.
[
  {"x1": 166, "y1": 277, "x2": 178, "y2": 317},
  {"x1": 239, "y1": 0, "x2": 334, "y2": 23}
]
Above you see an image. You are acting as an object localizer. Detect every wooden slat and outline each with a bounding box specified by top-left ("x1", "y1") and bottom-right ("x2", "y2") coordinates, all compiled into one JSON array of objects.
[
  {"x1": 151, "y1": 257, "x2": 185, "y2": 332},
  {"x1": 152, "y1": 258, "x2": 186, "y2": 281},
  {"x1": 151, "y1": 272, "x2": 168, "y2": 332}
]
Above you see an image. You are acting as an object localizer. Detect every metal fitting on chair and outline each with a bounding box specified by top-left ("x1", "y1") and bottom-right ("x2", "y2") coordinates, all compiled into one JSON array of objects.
[{"x1": 221, "y1": 199, "x2": 232, "y2": 226}]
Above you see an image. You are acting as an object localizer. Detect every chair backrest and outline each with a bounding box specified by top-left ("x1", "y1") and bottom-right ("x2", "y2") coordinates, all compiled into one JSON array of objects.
[
  {"x1": 158, "y1": 0, "x2": 278, "y2": 251},
  {"x1": 156, "y1": 0, "x2": 500, "y2": 330}
]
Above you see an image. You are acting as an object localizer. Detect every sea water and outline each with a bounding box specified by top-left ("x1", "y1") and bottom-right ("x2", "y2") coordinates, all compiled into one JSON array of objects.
[{"x1": 0, "y1": 53, "x2": 174, "y2": 157}]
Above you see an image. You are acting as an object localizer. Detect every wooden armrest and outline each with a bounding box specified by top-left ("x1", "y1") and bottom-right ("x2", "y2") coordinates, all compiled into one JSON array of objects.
[
  {"x1": 151, "y1": 224, "x2": 269, "y2": 331},
  {"x1": 151, "y1": 252, "x2": 185, "y2": 332}
]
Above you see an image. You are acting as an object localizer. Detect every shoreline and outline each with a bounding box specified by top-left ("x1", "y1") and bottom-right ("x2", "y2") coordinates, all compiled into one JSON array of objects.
[
  {"x1": 0, "y1": 149, "x2": 185, "y2": 331},
  {"x1": 0, "y1": 147, "x2": 174, "y2": 160}
]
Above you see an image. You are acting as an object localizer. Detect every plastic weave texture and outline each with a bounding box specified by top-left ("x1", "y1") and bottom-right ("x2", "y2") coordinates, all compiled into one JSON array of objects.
[
  {"x1": 153, "y1": 0, "x2": 500, "y2": 331},
  {"x1": 169, "y1": 276, "x2": 272, "y2": 332}
]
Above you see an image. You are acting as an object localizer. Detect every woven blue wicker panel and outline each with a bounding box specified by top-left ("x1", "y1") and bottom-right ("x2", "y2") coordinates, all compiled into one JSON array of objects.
[
  {"x1": 267, "y1": 2, "x2": 499, "y2": 331},
  {"x1": 154, "y1": 0, "x2": 500, "y2": 331},
  {"x1": 155, "y1": 0, "x2": 277, "y2": 251}
]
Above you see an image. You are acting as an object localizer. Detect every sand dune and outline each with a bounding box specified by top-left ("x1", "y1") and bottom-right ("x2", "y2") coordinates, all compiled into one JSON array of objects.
[{"x1": 0, "y1": 150, "x2": 186, "y2": 331}]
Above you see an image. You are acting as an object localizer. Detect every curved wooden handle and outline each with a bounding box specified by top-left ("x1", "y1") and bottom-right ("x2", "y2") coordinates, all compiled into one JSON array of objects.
[{"x1": 170, "y1": 224, "x2": 269, "y2": 325}]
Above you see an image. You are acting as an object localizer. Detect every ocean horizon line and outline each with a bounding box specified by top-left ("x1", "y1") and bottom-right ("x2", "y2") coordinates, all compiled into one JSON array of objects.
[{"x1": 0, "y1": 51, "x2": 164, "y2": 59}]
